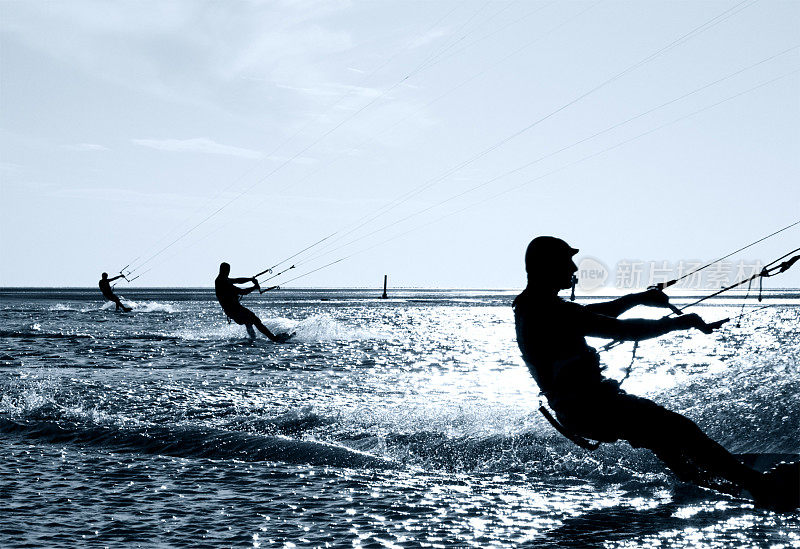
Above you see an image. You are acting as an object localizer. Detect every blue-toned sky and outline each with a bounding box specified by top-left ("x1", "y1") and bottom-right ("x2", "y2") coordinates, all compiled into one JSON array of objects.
[{"x1": 1, "y1": 0, "x2": 798, "y2": 288}]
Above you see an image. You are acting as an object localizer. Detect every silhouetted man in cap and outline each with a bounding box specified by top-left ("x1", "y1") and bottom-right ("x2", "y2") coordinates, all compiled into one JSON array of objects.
[
  {"x1": 99, "y1": 272, "x2": 132, "y2": 312},
  {"x1": 513, "y1": 236, "x2": 796, "y2": 508},
  {"x1": 215, "y1": 262, "x2": 294, "y2": 342}
]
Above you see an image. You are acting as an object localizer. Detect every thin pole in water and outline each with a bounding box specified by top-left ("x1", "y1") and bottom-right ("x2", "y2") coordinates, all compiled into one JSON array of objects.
[{"x1": 381, "y1": 275, "x2": 388, "y2": 299}]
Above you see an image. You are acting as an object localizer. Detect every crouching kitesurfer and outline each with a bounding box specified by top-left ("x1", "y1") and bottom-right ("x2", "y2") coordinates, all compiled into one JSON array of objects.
[
  {"x1": 514, "y1": 236, "x2": 799, "y2": 511},
  {"x1": 215, "y1": 262, "x2": 294, "y2": 342},
  {"x1": 99, "y1": 272, "x2": 132, "y2": 312}
]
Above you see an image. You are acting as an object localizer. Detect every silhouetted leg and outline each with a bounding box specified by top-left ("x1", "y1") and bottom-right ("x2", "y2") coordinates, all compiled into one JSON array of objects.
[
  {"x1": 644, "y1": 445, "x2": 698, "y2": 484},
  {"x1": 110, "y1": 296, "x2": 130, "y2": 311},
  {"x1": 245, "y1": 324, "x2": 256, "y2": 339},
  {"x1": 253, "y1": 319, "x2": 278, "y2": 341},
  {"x1": 669, "y1": 414, "x2": 758, "y2": 488},
  {"x1": 622, "y1": 399, "x2": 762, "y2": 493},
  {"x1": 238, "y1": 306, "x2": 289, "y2": 342}
]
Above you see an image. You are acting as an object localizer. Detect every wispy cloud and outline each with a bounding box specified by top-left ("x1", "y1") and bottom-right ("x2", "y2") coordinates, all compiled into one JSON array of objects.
[
  {"x1": 0, "y1": 1, "x2": 355, "y2": 113},
  {"x1": 65, "y1": 143, "x2": 109, "y2": 151},
  {"x1": 132, "y1": 137, "x2": 263, "y2": 159}
]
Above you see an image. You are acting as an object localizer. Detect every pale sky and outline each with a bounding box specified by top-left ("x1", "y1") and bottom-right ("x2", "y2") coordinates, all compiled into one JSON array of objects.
[{"x1": 1, "y1": 0, "x2": 798, "y2": 288}]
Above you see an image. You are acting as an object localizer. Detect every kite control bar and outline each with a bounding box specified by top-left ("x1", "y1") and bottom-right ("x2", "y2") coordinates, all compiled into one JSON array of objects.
[
  {"x1": 249, "y1": 278, "x2": 280, "y2": 294},
  {"x1": 647, "y1": 283, "x2": 684, "y2": 316},
  {"x1": 258, "y1": 285, "x2": 280, "y2": 294},
  {"x1": 254, "y1": 267, "x2": 273, "y2": 278},
  {"x1": 256, "y1": 264, "x2": 295, "y2": 285},
  {"x1": 246, "y1": 265, "x2": 296, "y2": 296},
  {"x1": 118, "y1": 265, "x2": 139, "y2": 283}
]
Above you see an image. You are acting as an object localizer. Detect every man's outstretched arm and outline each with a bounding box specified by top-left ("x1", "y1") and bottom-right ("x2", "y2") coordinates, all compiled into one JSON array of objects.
[
  {"x1": 237, "y1": 285, "x2": 258, "y2": 296},
  {"x1": 107, "y1": 274, "x2": 125, "y2": 282},
  {"x1": 584, "y1": 288, "x2": 672, "y2": 318},
  {"x1": 583, "y1": 310, "x2": 725, "y2": 341},
  {"x1": 229, "y1": 276, "x2": 256, "y2": 284}
]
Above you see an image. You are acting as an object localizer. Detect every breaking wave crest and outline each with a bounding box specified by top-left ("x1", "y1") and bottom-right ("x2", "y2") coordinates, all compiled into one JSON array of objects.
[
  {"x1": 0, "y1": 417, "x2": 396, "y2": 469},
  {"x1": 0, "y1": 388, "x2": 794, "y2": 482},
  {"x1": 271, "y1": 313, "x2": 388, "y2": 342}
]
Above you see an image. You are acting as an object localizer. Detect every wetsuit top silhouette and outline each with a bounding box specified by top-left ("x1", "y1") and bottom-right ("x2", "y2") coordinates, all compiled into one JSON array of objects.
[
  {"x1": 99, "y1": 272, "x2": 131, "y2": 312},
  {"x1": 214, "y1": 262, "x2": 293, "y2": 342},
  {"x1": 214, "y1": 263, "x2": 260, "y2": 325},
  {"x1": 513, "y1": 236, "x2": 766, "y2": 498}
]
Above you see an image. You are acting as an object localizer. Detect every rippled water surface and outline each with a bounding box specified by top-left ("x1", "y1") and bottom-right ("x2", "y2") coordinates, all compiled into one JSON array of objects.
[{"x1": 1, "y1": 288, "x2": 799, "y2": 547}]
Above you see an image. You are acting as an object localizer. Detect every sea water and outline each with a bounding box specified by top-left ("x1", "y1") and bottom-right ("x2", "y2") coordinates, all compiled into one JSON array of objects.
[{"x1": 1, "y1": 288, "x2": 798, "y2": 547}]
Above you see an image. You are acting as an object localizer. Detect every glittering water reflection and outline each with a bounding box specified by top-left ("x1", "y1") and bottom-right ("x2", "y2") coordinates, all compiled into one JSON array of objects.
[{"x1": 1, "y1": 290, "x2": 798, "y2": 547}]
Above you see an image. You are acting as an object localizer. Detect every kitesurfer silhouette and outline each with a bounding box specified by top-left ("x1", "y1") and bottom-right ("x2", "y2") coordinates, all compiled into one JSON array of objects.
[
  {"x1": 514, "y1": 236, "x2": 798, "y2": 510},
  {"x1": 215, "y1": 262, "x2": 294, "y2": 342},
  {"x1": 99, "y1": 272, "x2": 132, "y2": 312}
]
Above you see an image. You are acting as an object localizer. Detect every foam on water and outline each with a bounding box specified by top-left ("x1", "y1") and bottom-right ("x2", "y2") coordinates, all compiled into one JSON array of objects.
[
  {"x1": 113, "y1": 298, "x2": 177, "y2": 313},
  {"x1": 49, "y1": 303, "x2": 86, "y2": 312},
  {"x1": 169, "y1": 312, "x2": 387, "y2": 342},
  {"x1": 270, "y1": 312, "x2": 389, "y2": 342},
  {"x1": 170, "y1": 323, "x2": 247, "y2": 341},
  {"x1": 50, "y1": 300, "x2": 177, "y2": 313}
]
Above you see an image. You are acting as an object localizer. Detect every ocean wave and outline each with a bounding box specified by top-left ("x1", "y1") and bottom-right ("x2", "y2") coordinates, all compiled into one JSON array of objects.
[
  {"x1": 364, "y1": 430, "x2": 661, "y2": 479},
  {"x1": 0, "y1": 395, "x2": 659, "y2": 478},
  {"x1": 0, "y1": 417, "x2": 397, "y2": 469},
  {"x1": 0, "y1": 329, "x2": 96, "y2": 340},
  {"x1": 224, "y1": 406, "x2": 335, "y2": 436},
  {"x1": 342, "y1": 430, "x2": 797, "y2": 482},
  {"x1": 1, "y1": 393, "x2": 793, "y2": 480}
]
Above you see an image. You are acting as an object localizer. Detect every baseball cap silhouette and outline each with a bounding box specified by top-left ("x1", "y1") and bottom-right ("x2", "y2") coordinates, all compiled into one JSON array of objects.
[{"x1": 525, "y1": 236, "x2": 579, "y2": 273}]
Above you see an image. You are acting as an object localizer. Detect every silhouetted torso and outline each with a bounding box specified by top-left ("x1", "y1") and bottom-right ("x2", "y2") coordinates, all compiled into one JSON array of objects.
[
  {"x1": 215, "y1": 275, "x2": 243, "y2": 319},
  {"x1": 99, "y1": 278, "x2": 115, "y2": 300},
  {"x1": 513, "y1": 290, "x2": 605, "y2": 390}
]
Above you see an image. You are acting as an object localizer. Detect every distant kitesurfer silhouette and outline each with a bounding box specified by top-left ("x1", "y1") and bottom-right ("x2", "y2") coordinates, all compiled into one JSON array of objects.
[
  {"x1": 514, "y1": 236, "x2": 798, "y2": 510},
  {"x1": 215, "y1": 262, "x2": 294, "y2": 342},
  {"x1": 99, "y1": 272, "x2": 132, "y2": 312}
]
